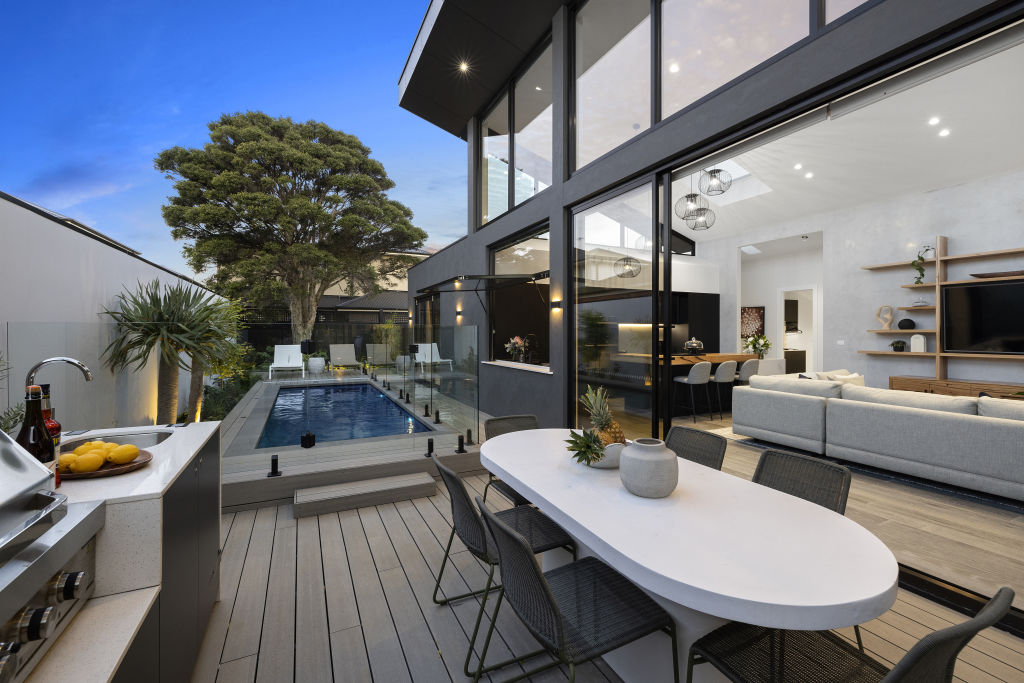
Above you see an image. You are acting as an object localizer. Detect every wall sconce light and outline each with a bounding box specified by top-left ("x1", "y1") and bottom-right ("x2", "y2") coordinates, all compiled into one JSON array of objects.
[
  {"x1": 456, "y1": 308, "x2": 462, "y2": 318},
  {"x1": 550, "y1": 300, "x2": 563, "y2": 311}
]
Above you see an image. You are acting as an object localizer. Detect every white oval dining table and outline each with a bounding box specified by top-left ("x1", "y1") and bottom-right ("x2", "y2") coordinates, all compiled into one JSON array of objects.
[{"x1": 480, "y1": 429, "x2": 899, "y2": 682}]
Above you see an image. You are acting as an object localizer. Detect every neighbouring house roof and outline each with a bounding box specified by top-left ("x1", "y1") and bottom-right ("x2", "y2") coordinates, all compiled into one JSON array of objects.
[
  {"x1": 325, "y1": 290, "x2": 409, "y2": 312},
  {"x1": 0, "y1": 189, "x2": 211, "y2": 292},
  {"x1": 318, "y1": 295, "x2": 359, "y2": 308}
]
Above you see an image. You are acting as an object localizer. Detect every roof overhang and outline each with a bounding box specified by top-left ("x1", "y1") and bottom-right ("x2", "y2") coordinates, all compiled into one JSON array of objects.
[
  {"x1": 417, "y1": 271, "x2": 550, "y2": 295},
  {"x1": 399, "y1": 0, "x2": 565, "y2": 138}
]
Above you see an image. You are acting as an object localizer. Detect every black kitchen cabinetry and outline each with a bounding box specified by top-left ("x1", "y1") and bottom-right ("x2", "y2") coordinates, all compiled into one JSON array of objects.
[{"x1": 671, "y1": 293, "x2": 720, "y2": 353}]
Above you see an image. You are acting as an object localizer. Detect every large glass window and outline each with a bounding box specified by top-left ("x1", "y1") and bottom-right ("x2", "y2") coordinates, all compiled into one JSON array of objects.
[
  {"x1": 514, "y1": 44, "x2": 553, "y2": 205},
  {"x1": 491, "y1": 230, "x2": 551, "y2": 365},
  {"x1": 826, "y1": 0, "x2": 868, "y2": 23},
  {"x1": 575, "y1": 0, "x2": 651, "y2": 169},
  {"x1": 661, "y1": 0, "x2": 808, "y2": 120},
  {"x1": 481, "y1": 94, "x2": 510, "y2": 224},
  {"x1": 574, "y1": 184, "x2": 656, "y2": 439}
]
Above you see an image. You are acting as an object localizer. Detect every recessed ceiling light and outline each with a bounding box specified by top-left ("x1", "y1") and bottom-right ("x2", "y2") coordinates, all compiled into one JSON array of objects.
[
  {"x1": 458, "y1": 61, "x2": 469, "y2": 73},
  {"x1": 669, "y1": 62, "x2": 680, "y2": 74},
  {"x1": 740, "y1": 245, "x2": 762, "y2": 255},
  {"x1": 793, "y1": 163, "x2": 803, "y2": 170},
  {"x1": 801, "y1": 235, "x2": 809, "y2": 239},
  {"x1": 928, "y1": 116, "x2": 940, "y2": 126},
  {"x1": 535, "y1": 86, "x2": 542, "y2": 91},
  {"x1": 804, "y1": 172, "x2": 814, "y2": 179},
  {"x1": 938, "y1": 128, "x2": 950, "y2": 137}
]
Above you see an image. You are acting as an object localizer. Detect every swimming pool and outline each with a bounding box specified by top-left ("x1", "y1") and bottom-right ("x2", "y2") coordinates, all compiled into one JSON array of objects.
[{"x1": 256, "y1": 384, "x2": 430, "y2": 448}]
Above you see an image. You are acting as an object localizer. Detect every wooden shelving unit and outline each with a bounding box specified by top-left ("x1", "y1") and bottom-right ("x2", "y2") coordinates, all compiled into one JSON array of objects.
[{"x1": 859, "y1": 235, "x2": 1024, "y2": 379}]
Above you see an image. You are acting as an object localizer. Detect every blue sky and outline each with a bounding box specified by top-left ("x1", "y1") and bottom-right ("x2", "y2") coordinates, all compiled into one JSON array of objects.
[{"x1": 0, "y1": 1, "x2": 466, "y2": 275}]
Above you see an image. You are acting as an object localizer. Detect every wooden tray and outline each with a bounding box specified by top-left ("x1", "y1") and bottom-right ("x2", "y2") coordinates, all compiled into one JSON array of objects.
[
  {"x1": 61, "y1": 450, "x2": 153, "y2": 480},
  {"x1": 969, "y1": 270, "x2": 1024, "y2": 278}
]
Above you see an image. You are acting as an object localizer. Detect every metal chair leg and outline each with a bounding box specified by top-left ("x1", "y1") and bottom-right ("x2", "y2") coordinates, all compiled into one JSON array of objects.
[
  {"x1": 855, "y1": 624, "x2": 864, "y2": 652},
  {"x1": 482, "y1": 474, "x2": 494, "y2": 502},
  {"x1": 668, "y1": 626, "x2": 680, "y2": 683},
  {"x1": 469, "y1": 588, "x2": 551, "y2": 681},
  {"x1": 685, "y1": 650, "x2": 695, "y2": 683},
  {"x1": 704, "y1": 384, "x2": 712, "y2": 421},
  {"x1": 463, "y1": 564, "x2": 496, "y2": 677},
  {"x1": 433, "y1": 527, "x2": 499, "y2": 606},
  {"x1": 715, "y1": 383, "x2": 723, "y2": 421},
  {"x1": 689, "y1": 385, "x2": 696, "y2": 423}
]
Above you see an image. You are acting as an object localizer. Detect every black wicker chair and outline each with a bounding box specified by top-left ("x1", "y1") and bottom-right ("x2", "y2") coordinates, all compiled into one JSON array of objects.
[
  {"x1": 482, "y1": 414, "x2": 539, "y2": 506},
  {"x1": 429, "y1": 456, "x2": 575, "y2": 676},
  {"x1": 752, "y1": 449, "x2": 852, "y2": 515},
  {"x1": 664, "y1": 426, "x2": 727, "y2": 470},
  {"x1": 686, "y1": 586, "x2": 1014, "y2": 682},
  {"x1": 474, "y1": 496, "x2": 679, "y2": 682}
]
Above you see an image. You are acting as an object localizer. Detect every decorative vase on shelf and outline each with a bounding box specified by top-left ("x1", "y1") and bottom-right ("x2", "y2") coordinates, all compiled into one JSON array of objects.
[
  {"x1": 591, "y1": 442, "x2": 623, "y2": 469},
  {"x1": 897, "y1": 318, "x2": 916, "y2": 330},
  {"x1": 619, "y1": 438, "x2": 678, "y2": 498}
]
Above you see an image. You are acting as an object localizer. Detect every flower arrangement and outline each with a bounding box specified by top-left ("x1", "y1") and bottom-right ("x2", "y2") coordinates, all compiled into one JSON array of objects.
[
  {"x1": 743, "y1": 333, "x2": 772, "y2": 359},
  {"x1": 504, "y1": 335, "x2": 529, "y2": 361},
  {"x1": 565, "y1": 429, "x2": 606, "y2": 466}
]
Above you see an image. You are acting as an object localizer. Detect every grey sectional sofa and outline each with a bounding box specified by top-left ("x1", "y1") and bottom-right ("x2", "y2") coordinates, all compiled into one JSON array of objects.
[{"x1": 732, "y1": 376, "x2": 1024, "y2": 501}]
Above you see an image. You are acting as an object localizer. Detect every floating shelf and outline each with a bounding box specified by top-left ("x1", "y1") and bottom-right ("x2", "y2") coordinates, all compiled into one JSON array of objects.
[
  {"x1": 940, "y1": 246, "x2": 1024, "y2": 262},
  {"x1": 857, "y1": 350, "x2": 936, "y2": 357},
  {"x1": 898, "y1": 305, "x2": 935, "y2": 311},
  {"x1": 940, "y1": 353, "x2": 1024, "y2": 361},
  {"x1": 861, "y1": 258, "x2": 935, "y2": 271},
  {"x1": 867, "y1": 329, "x2": 936, "y2": 334},
  {"x1": 901, "y1": 282, "x2": 936, "y2": 289},
  {"x1": 941, "y1": 274, "x2": 1024, "y2": 286}
]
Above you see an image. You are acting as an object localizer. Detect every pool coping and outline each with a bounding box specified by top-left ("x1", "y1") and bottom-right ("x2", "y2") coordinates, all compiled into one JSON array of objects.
[{"x1": 224, "y1": 379, "x2": 453, "y2": 458}]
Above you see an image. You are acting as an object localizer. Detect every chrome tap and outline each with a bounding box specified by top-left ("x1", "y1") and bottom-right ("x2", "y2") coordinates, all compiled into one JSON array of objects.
[{"x1": 24, "y1": 357, "x2": 93, "y2": 388}]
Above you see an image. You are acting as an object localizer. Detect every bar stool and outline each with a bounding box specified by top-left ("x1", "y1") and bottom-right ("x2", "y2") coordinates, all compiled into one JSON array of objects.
[
  {"x1": 711, "y1": 360, "x2": 737, "y2": 421},
  {"x1": 673, "y1": 361, "x2": 712, "y2": 423},
  {"x1": 735, "y1": 358, "x2": 758, "y2": 384}
]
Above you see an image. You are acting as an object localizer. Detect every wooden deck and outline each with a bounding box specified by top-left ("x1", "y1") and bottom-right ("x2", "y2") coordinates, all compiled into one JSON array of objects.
[{"x1": 194, "y1": 472, "x2": 1023, "y2": 682}]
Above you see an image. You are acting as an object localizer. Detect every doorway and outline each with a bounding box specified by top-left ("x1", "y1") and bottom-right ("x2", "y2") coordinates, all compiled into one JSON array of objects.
[{"x1": 781, "y1": 288, "x2": 815, "y2": 374}]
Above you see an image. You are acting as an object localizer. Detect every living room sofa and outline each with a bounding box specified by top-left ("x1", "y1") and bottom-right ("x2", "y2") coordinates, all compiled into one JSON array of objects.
[{"x1": 733, "y1": 376, "x2": 1024, "y2": 501}]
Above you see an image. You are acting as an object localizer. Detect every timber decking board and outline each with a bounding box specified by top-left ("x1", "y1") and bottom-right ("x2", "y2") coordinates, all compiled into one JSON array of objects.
[{"x1": 197, "y1": 481, "x2": 1021, "y2": 682}]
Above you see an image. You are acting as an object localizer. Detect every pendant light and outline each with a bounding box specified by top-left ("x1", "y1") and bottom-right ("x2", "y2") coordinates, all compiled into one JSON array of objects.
[
  {"x1": 685, "y1": 207, "x2": 716, "y2": 230},
  {"x1": 698, "y1": 168, "x2": 732, "y2": 196},
  {"x1": 674, "y1": 173, "x2": 709, "y2": 220}
]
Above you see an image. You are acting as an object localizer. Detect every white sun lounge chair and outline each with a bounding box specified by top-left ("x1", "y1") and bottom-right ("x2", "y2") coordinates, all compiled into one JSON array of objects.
[
  {"x1": 366, "y1": 343, "x2": 393, "y2": 367},
  {"x1": 415, "y1": 343, "x2": 454, "y2": 372},
  {"x1": 268, "y1": 344, "x2": 305, "y2": 379},
  {"x1": 330, "y1": 344, "x2": 360, "y2": 369}
]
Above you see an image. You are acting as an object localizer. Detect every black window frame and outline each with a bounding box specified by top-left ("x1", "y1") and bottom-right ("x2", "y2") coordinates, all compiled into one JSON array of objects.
[{"x1": 488, "y1": 223, "x2": 553, "y2": 363}]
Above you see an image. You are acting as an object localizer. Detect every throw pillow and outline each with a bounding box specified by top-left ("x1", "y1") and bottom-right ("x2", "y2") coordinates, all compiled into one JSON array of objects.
[{"x1": 825, "y1": 372, "x2": 866, "y2": 386}]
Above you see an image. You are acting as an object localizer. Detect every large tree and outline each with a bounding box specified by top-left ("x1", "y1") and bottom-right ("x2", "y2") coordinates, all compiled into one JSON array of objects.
[{"x1": 156, "y1": 112, "x2": 427, "y2": 342}]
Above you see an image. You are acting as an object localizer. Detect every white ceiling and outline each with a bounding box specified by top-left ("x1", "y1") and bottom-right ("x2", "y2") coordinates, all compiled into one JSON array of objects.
[
  {"x1": 672, "y1": 40, "x2": 1024, "y2": 242},
  {"x1": 741, "y1": 231, "x2": 823, "y2": 260}
]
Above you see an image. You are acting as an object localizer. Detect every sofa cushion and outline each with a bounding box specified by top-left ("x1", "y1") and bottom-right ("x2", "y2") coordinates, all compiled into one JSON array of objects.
[
  {"x1": 815, "y1": 369, "x2": 850, "y2": 381},
  {"x1": 749, "y1": 375, "x2": 842, "y2": 398},
  {"x1": 839, "y1": 384, "x2": 977, "y2": 415},
  {"x1": 978, "y1": 396, "x2": 1024, "y2": 421}
]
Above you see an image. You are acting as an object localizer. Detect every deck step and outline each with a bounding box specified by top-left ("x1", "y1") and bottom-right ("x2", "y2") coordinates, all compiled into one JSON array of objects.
[{"x1": 293, "y1": 472, "x2": 436, "y2": 518}]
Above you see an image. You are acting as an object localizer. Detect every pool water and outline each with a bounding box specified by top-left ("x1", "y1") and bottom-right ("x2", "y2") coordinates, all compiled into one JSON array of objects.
[{"x1": 257, "y1": 384, "x2": 430, "y2": 448}]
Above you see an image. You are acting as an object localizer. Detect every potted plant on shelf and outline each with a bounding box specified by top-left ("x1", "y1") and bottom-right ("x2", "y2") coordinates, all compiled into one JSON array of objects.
[
  {"x1": 504, "y1": 335, "x2": 529, "y2": 363},
  {"x1": 742, "y1": 333, "x2": 772, "y2": 360},
  {"x1": 910, "y1": 245, "x2": 934, "y2": 285},
  {"x1": 889, "y1": 340, "x2": 908, "y2": 352}
]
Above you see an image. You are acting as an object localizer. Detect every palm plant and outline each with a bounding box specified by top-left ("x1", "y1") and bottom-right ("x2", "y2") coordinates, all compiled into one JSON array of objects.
[{"x1": 103, "y1": 281, "x2": 241, "y2": 424}]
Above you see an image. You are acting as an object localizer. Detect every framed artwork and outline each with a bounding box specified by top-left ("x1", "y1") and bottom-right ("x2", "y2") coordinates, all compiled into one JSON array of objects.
[{"x1": 740, "y1": 306, "x2": 765, "y2": 338}]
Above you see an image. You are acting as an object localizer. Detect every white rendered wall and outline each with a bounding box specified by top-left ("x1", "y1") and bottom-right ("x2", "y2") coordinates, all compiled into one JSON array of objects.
[
  {"x1": 700, "y1": 167, "x2": 1024, "y2": 388},
  {"x1": 0, "y1": 198, "x2": 200, "y2": 430},
  {"x1": 672, "y1": 255, "x2": 720, "y2": 294}
]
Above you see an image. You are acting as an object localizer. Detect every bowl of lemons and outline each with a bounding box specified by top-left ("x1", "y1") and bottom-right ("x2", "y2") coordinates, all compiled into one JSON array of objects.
[{"x1": 58, "y1": 440, "x2": 151, "y2": 479}]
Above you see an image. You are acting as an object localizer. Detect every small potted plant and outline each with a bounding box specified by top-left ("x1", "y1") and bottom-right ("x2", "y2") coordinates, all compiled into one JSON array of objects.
[
  {"x1": 565, "y1": 429, "x2": 606, "y2": 467},
  {"x1": 742, "y1": 333, "x2": 772, "y2": 360},
  {"x1": 504, "y1": 335, "x2": 529, "y2": 363},
  {"x1": 889, "y1": 340, "x2": 908, "y2": 352},
  {"x1": 910, "y1": 245, "x2": 934, "y2": 285}
]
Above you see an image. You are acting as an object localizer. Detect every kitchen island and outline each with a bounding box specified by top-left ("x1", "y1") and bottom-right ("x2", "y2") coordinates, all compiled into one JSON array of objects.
[{"x1": 29, "y1": 421, "x2": 221, "y2": 683}]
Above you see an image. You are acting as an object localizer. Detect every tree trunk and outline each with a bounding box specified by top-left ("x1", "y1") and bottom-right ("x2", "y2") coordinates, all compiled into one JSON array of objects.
[
  {"x1": 187, "y1": 355, "x2": 205, "y2": 422},
  {"x1": 157, "y1": 353, "x2": 179, "y2": 424},
  {"x1": 289, "y1": 293, "x2": 317, "y2": 343}
]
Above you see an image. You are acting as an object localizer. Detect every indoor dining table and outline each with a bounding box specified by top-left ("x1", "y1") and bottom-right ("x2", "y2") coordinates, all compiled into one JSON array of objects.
[{"x1": 480, "y1": 428, "x2": 899, "y2": 682}]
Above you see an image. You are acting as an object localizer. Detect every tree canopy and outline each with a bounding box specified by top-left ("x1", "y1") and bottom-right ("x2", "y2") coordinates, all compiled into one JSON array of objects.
[{"x1": 156, "y1": 111, "x2": 426, "y2": 341}]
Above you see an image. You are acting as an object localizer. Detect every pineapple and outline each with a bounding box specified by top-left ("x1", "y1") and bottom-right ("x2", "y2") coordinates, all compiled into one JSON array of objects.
[{"x1": 580, "y1": 385, "x2": 626, "y2": 446}]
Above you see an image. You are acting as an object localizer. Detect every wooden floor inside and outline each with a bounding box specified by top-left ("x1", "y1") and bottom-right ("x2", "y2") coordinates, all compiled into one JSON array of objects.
[{"x1": 195, "y1": 471, "x2": 1024, "y2": 682}]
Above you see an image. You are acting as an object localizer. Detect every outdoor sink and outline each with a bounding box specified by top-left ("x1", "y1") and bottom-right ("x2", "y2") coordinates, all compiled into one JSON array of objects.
[{"x1": 61, "y1": 429, "x2": 174, "y2": 453}]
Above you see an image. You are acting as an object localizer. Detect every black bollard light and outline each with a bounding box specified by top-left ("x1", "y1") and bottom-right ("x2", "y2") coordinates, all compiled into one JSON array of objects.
[
  {"x1": 434, "y1": 409, "x2": 441, "y2": 424},
  {"x1": 405, "y1": 392, "x2": 411, "y2": 404},
  {"x1": 424, "y1": 403, "x2": 430, "y2": 417},
  {"x1": 267, "y1": 454, "x2": 282, "y2": 478},
  {"x1": 399, "y1": 389, "x2": 404, "y2": 399},
  {"x1": 423, "y1": 437, "x2": 434, "y2": 458},
  {"x1": 456, "y1": 434, "x2": 466, "y2": 454},
  {"x1": 465, "y1": 428, "x2": 474, "y2": 446}
]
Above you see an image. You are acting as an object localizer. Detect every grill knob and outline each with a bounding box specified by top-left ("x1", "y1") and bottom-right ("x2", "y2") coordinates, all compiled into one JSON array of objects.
[
  {"x1": 10, "y1": 607, "x2": 54, "y2": 643},
  {"x1": 0, "y1": 652, "x2": 16, "y2": 683},
  {"x1": 47, "y1": 571, "x2": 86, "y2": 604}
]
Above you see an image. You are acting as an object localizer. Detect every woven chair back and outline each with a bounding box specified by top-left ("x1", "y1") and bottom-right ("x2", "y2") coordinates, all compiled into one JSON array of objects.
[
  {"x1": 431, "y1": 455, "x2": 489, "y2": 561},
  {"x1": 485, "y1": 414, "x2": 539, "y2": 440},
  {"x1": 753, "y1": 450, "x2": 852, "y2": 514},
  {"x1": 665, "y1": 426, "x2": 727, "y2": 470},
  {"x1": 476, "y1": 497, "x2": 564, "y2": 654},
  {"x1": 884, "y1": 587, "x2": 1014, "y2": 682}
]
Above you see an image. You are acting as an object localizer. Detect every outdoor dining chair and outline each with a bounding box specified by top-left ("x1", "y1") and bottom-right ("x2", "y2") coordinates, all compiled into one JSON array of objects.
[
  {"x1": 685, "y1": 586, "x2": 1014, "y2": 682},
  {"x1": 474, "y1": 496, "x2": 680, "y2": 682},
  {"x1": 481, "y1": 414, "x2": 538, "y2": 507},
  {"x1": 429, "y1": 456, "x2": 576, "y2": 678},
  {"x1": 664, "y1": 425, "x2": 727, "y2": 470}
]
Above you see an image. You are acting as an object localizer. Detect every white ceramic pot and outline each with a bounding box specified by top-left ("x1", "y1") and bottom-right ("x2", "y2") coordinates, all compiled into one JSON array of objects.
[
  {"x1": 619, "y1": 438, "x2": 678, "y2": 498},
  {"x1": 590, "y1": 442, "x2": 623, "y2": 469},
  {"x1": 307, "y1": 357, "x2": 326, "y2": 375}
]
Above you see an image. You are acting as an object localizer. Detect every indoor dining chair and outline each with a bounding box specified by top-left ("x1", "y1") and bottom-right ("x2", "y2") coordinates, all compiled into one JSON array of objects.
[
  {"x1": 711, "y1": 360, "x2": 737, "y2": 420},
  {"x1": 664, "y1": 425, "x2": 727, "y2": 470},
  {"x1": 735, "y1": 358, "x2": 759, "y2": 384},
  {"x1": 474, "y1": 496, "x2": 680, "y2": 682},
  {"x1": 429, "y1": 456, "x2": 575, "y2": 677},
  {"x1": 686, "y1": 586, "x2": 1014, "y2": 682},
  {"x1": 674, "y1": 361, "x2": 713, "y2": 423},
  {"x1": 481, "y1": 414, "x2": 538, "y2": 506}
]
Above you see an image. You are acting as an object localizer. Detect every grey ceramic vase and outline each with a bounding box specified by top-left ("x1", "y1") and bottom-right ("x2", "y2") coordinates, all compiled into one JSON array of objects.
[
  {"x1": 619, "y1": 438, "x2": 678, "y2": 498},
  {"x1": 590, "y1": 442, "x2": 622, "y2": 469}
]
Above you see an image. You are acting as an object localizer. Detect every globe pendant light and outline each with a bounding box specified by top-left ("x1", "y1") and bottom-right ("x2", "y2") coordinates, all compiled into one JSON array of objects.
[
  {"x1": 698, "y1": 168, "x2": 732, "y2": 196},
  {"x1": 673, "y1": 192, "x2": 707, "y2": 219},
  {"x1": 685, "y1": 207, "x2": 716, "y2": 231}
]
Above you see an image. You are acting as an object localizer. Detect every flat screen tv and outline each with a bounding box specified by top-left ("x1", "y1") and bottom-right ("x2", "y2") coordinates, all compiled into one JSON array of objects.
[{"x1": 942, "y1": 281, "x2": 1024, "y2": 355}]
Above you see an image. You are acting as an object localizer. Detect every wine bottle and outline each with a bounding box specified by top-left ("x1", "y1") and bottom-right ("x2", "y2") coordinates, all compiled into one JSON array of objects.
[
  {"x1": 15, "y1": 385, "x2": 55, "y2": 464},
  {"x1": 40, "y1": 384, "x2": 62, "y2": 486}
]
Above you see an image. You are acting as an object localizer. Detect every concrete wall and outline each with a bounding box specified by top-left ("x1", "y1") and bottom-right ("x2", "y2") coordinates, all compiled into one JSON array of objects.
[{"x1": 0, "y1": 197, "x2": 203, "y2": 430}]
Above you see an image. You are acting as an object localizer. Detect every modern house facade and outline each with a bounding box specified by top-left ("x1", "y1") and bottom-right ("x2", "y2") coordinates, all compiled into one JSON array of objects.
[{"x1": 401, "y1": 0, "x2": 1024, "y2": 437}]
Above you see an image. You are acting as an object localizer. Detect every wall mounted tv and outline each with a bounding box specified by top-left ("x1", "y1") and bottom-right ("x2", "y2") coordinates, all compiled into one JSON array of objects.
[{"x1": 942, "y1": 281, "x2": 1024, "y2": 355}]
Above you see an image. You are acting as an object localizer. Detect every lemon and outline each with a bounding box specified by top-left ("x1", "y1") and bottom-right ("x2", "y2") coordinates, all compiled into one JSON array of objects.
[
  {"x1": 102, "y1": 442, "x2": 118, "y2": 452},
  {"x1": 107, "y1": 444, "x2": 140, "y2": 465},
  {"x1": 69, "y1": 453, "x2": 105, "y2": 473},
  {"x1": 57, "y1": 453, "x2": 78, "y2": 473},
  {"x1": 72, "y1": 441, "x2": 99, "y2": 455}
]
